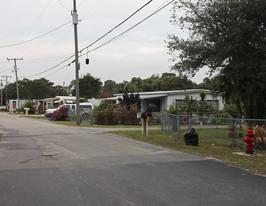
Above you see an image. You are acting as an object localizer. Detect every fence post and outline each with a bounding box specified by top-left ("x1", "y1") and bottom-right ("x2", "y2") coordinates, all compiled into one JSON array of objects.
[
  {"x1": 177, "y1": 114, "x2": 180, "y2": 140},
  {"x1": 216, "y1": 114, "x2": 218, "y2": 129}
]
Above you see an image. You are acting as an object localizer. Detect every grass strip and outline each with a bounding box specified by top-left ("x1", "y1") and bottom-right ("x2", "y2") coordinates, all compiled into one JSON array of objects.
[{"x1": 109, "y1": 129, "x2": 266, "y2": 176}]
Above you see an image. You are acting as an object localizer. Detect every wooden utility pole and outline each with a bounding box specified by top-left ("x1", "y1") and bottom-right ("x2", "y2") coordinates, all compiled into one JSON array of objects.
[
  {"x1": 72, "y1": 0, "x2": 80, "y2": 125},
  {"x1": 0, "y1": 79, "x2": 3, "y2": 106},
  {"x1": 7, "y1": 58, "x2": 23, "y2": 113},
  {"x1": 2, "y1": 75, "x2": 12, "y2": 109},
  {"x1": 63, "y1": 81, "x2": 65, "y2": 96}
]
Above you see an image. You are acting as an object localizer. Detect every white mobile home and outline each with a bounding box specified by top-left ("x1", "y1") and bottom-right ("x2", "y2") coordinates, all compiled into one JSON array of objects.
[{"x1": 106, "y1": 89, "x2": 224, "y2": 112}]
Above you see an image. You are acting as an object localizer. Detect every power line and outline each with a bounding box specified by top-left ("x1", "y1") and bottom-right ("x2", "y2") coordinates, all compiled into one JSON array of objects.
[
  {"x1": 80, "y1": 0, "x2": 174, "y2": 56},
  {"x1": 23, "y1": 54, "x2": 73, "y2": 64},
  {"x1": 79, "y1": 0, "x2": 102, "y2": 20},
  {"x1": 22, "y1": 0, "x2": 173, "y2": 79},
  {"x1": 43, "y1": 63, "x2": 70, "y2": 78},
  {"x1": 80, "y1": 0, "x2": 153, "y2": 53},
  {"x1": 22, "y1": 0, "x2": 153, "y2": 78},
  {"x1": 24, "y1": 0, "x2": 53, "y2": 41},
  {"x1": 59, "y1": 0, "x2": 72, "y2": 11},
  {"x1": 23, "y1": 55, "x2": 75, "y2": 78},
  {"x1": 0, "y1": 21, "x2": 71, "y2": 49}
]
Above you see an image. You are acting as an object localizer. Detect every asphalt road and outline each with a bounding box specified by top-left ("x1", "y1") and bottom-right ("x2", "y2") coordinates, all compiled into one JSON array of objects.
[{"x1": 0, "y1": 112, "x2": 265, "y2": 206}]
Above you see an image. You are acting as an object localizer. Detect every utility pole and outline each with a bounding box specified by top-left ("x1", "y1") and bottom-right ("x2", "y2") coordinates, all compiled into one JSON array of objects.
[
  {"x1": 2, "y1": 75, "x2": 12, "y2": 110},
  {"x1": 72, "y1": 0, "x2": 80, "y2": 125},
  {"x1": 63, "y1": 81, "x2": 65, "y2": 96},
  {"x1": 7, "y1": 58, "x2": 23, "y2": 113},
  {"x1": 0, "y1": 79, "x2": 3, "y2": 106}
]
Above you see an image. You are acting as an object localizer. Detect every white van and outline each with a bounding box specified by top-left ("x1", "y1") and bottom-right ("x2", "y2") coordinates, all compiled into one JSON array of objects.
[
  {"x1": 68, "y1": 102, "x2": 94, "y2": 111},
  {"x1": 44, "y1": 102, "x2": 94, "y2": 118}
]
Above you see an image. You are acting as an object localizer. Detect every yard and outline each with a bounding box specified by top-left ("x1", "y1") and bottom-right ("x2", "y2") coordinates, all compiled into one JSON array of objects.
[
  {"x1": 109, "y1": 128, "x2": 266, "y2": 176},
  {"x1": 14, "y1": 114, "x2": 266, "y2": 175}
]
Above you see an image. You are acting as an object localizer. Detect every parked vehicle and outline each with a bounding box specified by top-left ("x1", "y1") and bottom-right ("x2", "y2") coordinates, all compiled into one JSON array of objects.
[
  {"x1": 0, "y1": 105, "x2": 7, "y2": 110},
  {"x1": 44, "y1": 102, "x2": 94, "y2": 118},
  {"x1": 44, "y1": 104, "x2": 71, "y2": 117},
  {"x1": 69, "y1": 102, "x2": 94, "y2": 119}
]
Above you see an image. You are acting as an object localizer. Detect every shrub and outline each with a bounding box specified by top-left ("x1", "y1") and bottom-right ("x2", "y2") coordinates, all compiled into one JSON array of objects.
[
  {"x1": 120, "y1": 106, "x2": 129, "y2": 125},
  {"x1": 106, "y1": 111, "x2": 118, "y2": 125},
  {"x1": 94, "y1": 101, "x2": 118, "y2": 111},
  {"x1": 94, "y1": 111, "x2": 107, "y2": 125},
  {"x1": 129, "y1": 105, "x2": 138, "y2": 125},
  {"x1": 22, "y1": 101, "x2": 36, "y2": 114},
  {"x1": 253, "y1": 125, "x2": 266, "y2": 150},
  {"x1": 169, "y1": 105, "x2": 180, "y2": 115},
  {"x1": 51, "y1": 106, "x2": 69, "y2": 121}
]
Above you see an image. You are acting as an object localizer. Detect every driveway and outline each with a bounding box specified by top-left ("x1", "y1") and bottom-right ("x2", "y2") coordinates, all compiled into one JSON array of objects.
[{"x1": 0, "y1": 112, "x2": 265, "y2": 206}]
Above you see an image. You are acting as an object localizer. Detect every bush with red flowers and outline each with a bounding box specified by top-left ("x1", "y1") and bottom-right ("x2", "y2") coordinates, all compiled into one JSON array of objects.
[{"x1": 51, "y1": 106, "x2": 69, "y2": 121}]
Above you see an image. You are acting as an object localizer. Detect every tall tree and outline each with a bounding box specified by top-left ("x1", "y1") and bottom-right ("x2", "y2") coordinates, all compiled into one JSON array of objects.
[
  {"x1": 78, "y1": 73, "x2": 102, "y2": 99},
  {"x1": 168, "y1": 0, "x2": 266, "y2": 119},
  {"x1": 103, "y1": 80, "x2": 116, "y2": 92},
  {"x1": 130, "y1": 77, "x2": 143, "y2": 92},
  {"x1": 142, "y1": 75, "x2": 160, "y2": 92},
  {"x1": 30, "y1": 78, "x2": 56, "y2": 99},
  {"x1": 159, "y1": 73, "x2": 197, "y2": 91},
  {"x1": 3, "y1": 78, "x2": 56, "y2": 100}
]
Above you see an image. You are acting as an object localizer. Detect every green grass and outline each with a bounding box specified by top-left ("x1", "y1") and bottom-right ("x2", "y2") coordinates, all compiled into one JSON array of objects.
[
  {"x1": 19, "y1": 115, "x2": 47, "y2": 120},
  {"x1": 51, "y1": 121, "x2": 160, "y2": 128},
  {"x1": 109, "y1": 129, "x2": 266, "y2": 176}
]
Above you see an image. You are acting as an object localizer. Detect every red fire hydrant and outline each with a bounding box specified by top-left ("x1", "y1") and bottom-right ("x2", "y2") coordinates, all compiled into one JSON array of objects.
[{"x1": 243, "y1": 128, "x2": 255, "y2": 154}]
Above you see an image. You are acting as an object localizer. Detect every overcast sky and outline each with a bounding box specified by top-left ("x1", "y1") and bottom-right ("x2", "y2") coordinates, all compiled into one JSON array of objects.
[{"x1": 0, "y1": 0, "x2": 207, "y2": 87}]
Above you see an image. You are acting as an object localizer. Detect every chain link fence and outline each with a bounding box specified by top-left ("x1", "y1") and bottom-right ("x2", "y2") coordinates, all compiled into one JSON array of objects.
[
  {"x1": 68, "y1": 110, "x2": 265, "y2": 150},
  {"x1": 161, "y1": 112, "x2": 266, "y2": 150}
]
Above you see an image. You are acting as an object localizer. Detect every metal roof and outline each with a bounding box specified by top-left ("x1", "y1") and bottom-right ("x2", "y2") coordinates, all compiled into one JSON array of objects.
[
  {"x1": 113, "y1": 89, "x2": 212, "y2": 97},
  {"x1": 104, "y1": 94, "x2": 167, "y2": 101}
]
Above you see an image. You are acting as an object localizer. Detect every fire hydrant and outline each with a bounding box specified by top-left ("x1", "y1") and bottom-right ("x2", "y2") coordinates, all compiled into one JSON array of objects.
[{"x1": 243, "y1": 128, "x2": 255, "y2": 154}]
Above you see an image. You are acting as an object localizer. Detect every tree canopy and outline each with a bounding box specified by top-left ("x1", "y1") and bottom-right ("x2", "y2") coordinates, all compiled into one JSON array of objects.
[
  {"x1": 70, "y1": 73, "x2": 102, "y2": 99},
  {"x1": 102, "y1": 73, "x2": 198, "y2": 95},
  {"x1": 2, "y1": 78, "x2": 62, "y2": 103},
  {"x1": 168, "y1": 0, "x2": 266, "y2": 118}
]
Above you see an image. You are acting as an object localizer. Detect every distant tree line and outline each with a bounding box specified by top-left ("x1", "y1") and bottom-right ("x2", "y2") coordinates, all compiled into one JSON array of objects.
[
  {"x1": 1, "y1": 78, "x2": 64, "y2": 104},
  {"x1": 102, "y1": 72, "x2": 215, "y2": 96},
  {"x1": 1, "y1": 72, "x2": 215, "y2": 105}
]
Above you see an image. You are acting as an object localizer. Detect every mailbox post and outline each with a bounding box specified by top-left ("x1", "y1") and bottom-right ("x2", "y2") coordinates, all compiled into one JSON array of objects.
[{"x1": 141, "y1": 112, "x2": 152, "y2": 136}]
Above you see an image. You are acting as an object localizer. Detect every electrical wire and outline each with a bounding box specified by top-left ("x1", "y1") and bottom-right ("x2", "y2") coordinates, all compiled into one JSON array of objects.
[
  {"x1": 21, "y1": 0, "x2": 153, "y2": 78},
  {"x1": 23, "y1": 55, "x2": 75, "y2": 78},
  {"x1": 21, "y1": 0, "x2": 173, "y2": 79},
  {"x1": 80, "y1": 0, "x2": 174, "y2": 57},
  {"x1": 80, "y1": 0, "x2": 153, "y2": 53},
  {"x1": 59, "y1": 0, "x2": 72, "y2": 11},
  {"x1": 0, "y1": 21, "x2": 71, "y2": 49},
  {"x1": 24, "y1": 0, "x2": 53, "y2": 41},
  {"x1": 23, "y1": 54, "x2": 73, "y2": 64},
  {"x1": 79, "y1": 0, "x2": 102, "y2": 21},
  {"x1": 43, "y1": 64, "x2": 70, "y2": 78}
]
